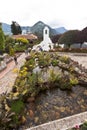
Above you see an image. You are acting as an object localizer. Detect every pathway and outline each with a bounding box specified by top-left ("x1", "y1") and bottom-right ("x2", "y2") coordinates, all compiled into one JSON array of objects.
[
  {"x1": 58, "y1": 52, "x2": 87, "y2": 69},
  {"x1": 0, "y1": 53, "x2": 26, "y2": 94}
]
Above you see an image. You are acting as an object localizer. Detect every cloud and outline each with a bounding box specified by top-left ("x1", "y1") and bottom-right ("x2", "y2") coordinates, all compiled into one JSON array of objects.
[{"x1": 0, "y1": 0, "x2": 87, "y2": 30}]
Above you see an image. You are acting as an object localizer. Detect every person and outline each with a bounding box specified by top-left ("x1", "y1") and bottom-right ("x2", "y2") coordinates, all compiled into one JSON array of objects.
[
  {"x1": 14, "y1": 55, "x2": 18, "y2": 65},
  {"x1": 25, "y1": 49, "x2": 28, "y2": 55},
  {"x1": 39, "y1": 47, "x2": 43, "y2": 51}
]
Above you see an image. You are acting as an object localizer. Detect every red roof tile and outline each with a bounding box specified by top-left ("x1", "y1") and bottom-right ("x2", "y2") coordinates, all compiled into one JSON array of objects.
[{"x1": 12, "y1": 34, "x2": 38, "y2": 40}]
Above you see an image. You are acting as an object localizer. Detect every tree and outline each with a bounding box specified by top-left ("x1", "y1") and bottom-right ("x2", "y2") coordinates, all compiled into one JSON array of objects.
[
  {"x1": 58, "y1": 30, "x2": 79, "y2": 48},
  {"x1": 75, "y1": 27, "x2": 87, "y2": 48},
  {"x1": 11, "y1": 21, "x2": 22, "y2": 35},
  {"x1": 0, "y1": 23, "x2": 5, "y2": 54},
  {"x1": 5, "y1": 35, "x2": 14, "y2": 53},
  {"x1": 75, "y1": 30, "x2": 83, "y2": 48},
  {"x1": 80, "y1": 27, "x2": 87, "y2": 42},
  {"x1": 51, "y1": 34, "x2": 62, "y2": 43}
]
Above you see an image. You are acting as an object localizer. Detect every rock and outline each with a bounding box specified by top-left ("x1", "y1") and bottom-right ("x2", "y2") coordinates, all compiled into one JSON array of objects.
[
  {"x1": 55, "y1": 112, "x2": 60, "y2": 118},
  {"x1": 27, "y1": 97, "x2": 35, "y2": 103},
  {"x1": 41, "y1": 111, "x2": 48, "y2": 120},
  {"x1": 54, "y1": 106, "x2": 59, "y2": 110},
  {"x1": 37, "y1": 105, "x2": 42, "y2": 111},
  {"x1": 29, "y1": 110, "x2": 34, "y2": 118},
  {"x1": 65, "y1": 106, "x2": 71, "y2": 112},
  {"x1": 64, "y1": 70, "x2": 69, "y2": 75},
  {"x1": 84, "y1": 90, "x2": 87, "y2": 95},
  {"x1": 34, "y1": 117, "x2": 39, "y2": 123},
  {"x1": 44, "y1": 103, "x2": 49, "y2": 108},
  {"x1": 81, "y1": 105, "x2": 85, "y2": 110},
  {"x1": 60, "y1": 107, "x2": 65, "y2": 112},
  {"x1": 25, "y1": 55, "x2": 32, "y2": 61},
  {"x1": 20, "y1": 116, "x2": 26, "y2": 124}
]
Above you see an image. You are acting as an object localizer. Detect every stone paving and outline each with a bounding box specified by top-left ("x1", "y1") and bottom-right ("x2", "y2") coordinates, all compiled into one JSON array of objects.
[
  {"x1": 58, "y1": 52, "x2": 87, "y2": 69},
  {"x1": 26, "y1": 112, "x2": 87, "y2": 130},
  {"x1": 0, "y1": 53, "x2": 26, "y2": 94}
]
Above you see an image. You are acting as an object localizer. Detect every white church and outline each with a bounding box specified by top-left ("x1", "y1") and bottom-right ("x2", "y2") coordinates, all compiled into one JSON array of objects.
[{"x1": 32, "y1": 26, "x2": 54, "y2": 51}]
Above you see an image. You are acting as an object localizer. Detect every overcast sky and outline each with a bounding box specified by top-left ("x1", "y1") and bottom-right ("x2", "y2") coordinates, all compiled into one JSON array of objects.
[{"x1": 0, "y1": 0, "x2": 87, "y2": 30}]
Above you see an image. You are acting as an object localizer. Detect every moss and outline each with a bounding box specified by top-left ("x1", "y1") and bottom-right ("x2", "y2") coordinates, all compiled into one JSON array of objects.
[{"x1": 11, "y1": 99, "x2": 24, "y2": 114}]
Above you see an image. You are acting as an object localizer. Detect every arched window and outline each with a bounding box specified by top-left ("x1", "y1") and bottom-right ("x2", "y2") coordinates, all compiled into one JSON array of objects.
[{"x1": 45, "y1": 30, "x2": 47, "y2": 34}]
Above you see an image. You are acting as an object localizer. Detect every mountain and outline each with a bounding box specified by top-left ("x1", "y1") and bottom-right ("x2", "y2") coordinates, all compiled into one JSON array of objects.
[
  {"x1": 2, "y1": 23, "x2": 11, "y2": 35},
  {"x1": 21, "y1": 26, "x2": 31, "y2": 34},
  {"x1": 1, "y1": 23, "x2": 31, "y2": 35},
  {"x1": 1, "y1": 21, "x2": 67, "y2": 36},
  {"x1": 30, "y1": 21, "x2": 57, "y2": 38},
  {"x1": 55, "y1": 27, "x2": 67, "y2": 34}
]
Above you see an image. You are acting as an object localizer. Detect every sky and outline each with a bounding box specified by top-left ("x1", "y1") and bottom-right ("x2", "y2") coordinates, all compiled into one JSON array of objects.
[{"x1": 0, "y1": 0, "x2": 87, "y2": 30}]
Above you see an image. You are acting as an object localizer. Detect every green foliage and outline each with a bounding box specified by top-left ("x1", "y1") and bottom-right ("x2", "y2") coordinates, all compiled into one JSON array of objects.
[
  {"x1": 48, "y1": 69, "x2": 57, "y2": 82},
  {"x1": 51, "y1": 34, "x2": 61, "y2": 43},
  {"x1": 51, "y1": 59, "x2": 59, "y2": 66},
  {"x1": 70, "y1": 77, "x2": 78, "y2": 85},
  {"x1": 11, "y1": 99, "x2": 24, "y2": 114},
  {"x1": 0, "y1": 93, "x2": 25, "y2": 129},
  {"x1": 28, "y1": 73, "x2": 38, "y2": 87},
  {"x1": 25, "y1": 72, "x2": 40, "y2": 96},
  {"x1": 59, "y1": 74, "x2": 78, "y2": 90},
  {"x1": 11, "y1": 21, "x2": 22, "y2": 35},
  {"x1": 25, "y1": 58, "x2": 35, "y2": 71},
  {"x1": 38, "y1": 59, "x2": 49, "y2": 67},
  {"x1": 17, "y1": 38, "x2": 28, "y2": 44},
  {"x1": 48, "y1": 69, "x2": 61, "y2": 83},
  {"x1": 58, "y1": 30, "x2": 79, "y2": 48},
  {"x1": 5, "y1": 36, "x2": 14, "y2": 44},
  {"x1": 68, "y1": 66, "x2": 75, "y2": 73},
  {"x1": 9, "y1": 47, "x2": 15, "y2": 56},
  {"x1": 0, "y1": 25, "x2": 5, "y2": 53},
  {"x1": 59, "y1": 55, "x2": 70, "y2": 64},
  {"x1": 10, "y1": 99, "x2": 25, "y2": 126},
  {"x1": 38, "y1": 53, "x2": 51, "y2": 67},
  {"x1": 5, "y1": 36, "x2": 14, "y2": 53},
  {"x1": 59, "y1": 75, "x2": 72, "y2": 90},
  {"x1": 82, "y1": 121, "x2": 87, "y2": 130},
  {"x1": 14, "y1": 44, "x2": 26, "y2": 52}
]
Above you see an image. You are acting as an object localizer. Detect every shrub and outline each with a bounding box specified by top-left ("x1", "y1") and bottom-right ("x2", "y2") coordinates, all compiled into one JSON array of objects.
[
  {"x1": 17, "y1": 38, "x2": 28, "y2": 44},
  {"x1": 82, "y1": 121, "x2": 87, "y2": 130},
  {"x1": 51, "y1": 59, "x2": 59, "y2": 66},
  {"x1": 9, "y1": 47, "x2": 15, "y2": 56},
  {"x1": 38, "y1": 53, "x2": 51, "y2": 67},
  {"x1": 70, "y1": 77, "x2": 78, "y2": 85},
  {"x1": 11, "y1": 99, "x2": 24, "y2": 114},
  {"x1": 0, "y1": 25, "x2": 5, "y2": 54},
  {"x1": 59, "y1": 55, "x2": 70, "y2": 64},
  {"x1": 14, "y1": 44, "x2": 26, "y2": 52},
  {"x1": 24, "y1": 58, "x2": 35, "y2": 71}
]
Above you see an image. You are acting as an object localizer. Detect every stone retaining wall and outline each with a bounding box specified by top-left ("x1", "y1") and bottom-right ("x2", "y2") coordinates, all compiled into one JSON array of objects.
[
  {"x1": 26, "y1": 111, "x2": 87, "y2": 130},
  {"x1": 0, "y1": 53, "x2": 21, "y2": 72},
  {"x1": 0, "y1": 61, "x2": 7, "y2": 72}
]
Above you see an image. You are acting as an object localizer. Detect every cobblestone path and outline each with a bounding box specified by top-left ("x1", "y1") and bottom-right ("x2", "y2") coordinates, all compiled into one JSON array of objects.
[{"x1": 0, "y1": 53, "x2": 26, "y2": 94}]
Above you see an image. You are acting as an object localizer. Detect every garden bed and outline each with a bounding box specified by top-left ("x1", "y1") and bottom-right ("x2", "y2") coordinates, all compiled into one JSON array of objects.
[{"x1": 0, "y1": 52, "x2": 87, "y2": 130}]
